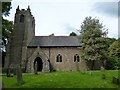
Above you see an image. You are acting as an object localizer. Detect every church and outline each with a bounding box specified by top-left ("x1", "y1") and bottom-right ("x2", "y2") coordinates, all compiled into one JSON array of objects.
[{"x1": 5, "y1": 6, "x2": 101, "y2": 73}]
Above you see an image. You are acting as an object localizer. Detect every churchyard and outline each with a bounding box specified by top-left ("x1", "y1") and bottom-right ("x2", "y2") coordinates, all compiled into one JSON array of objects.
[{"x1": 2, "y1": 70, "x2": 119, "y2": 88}]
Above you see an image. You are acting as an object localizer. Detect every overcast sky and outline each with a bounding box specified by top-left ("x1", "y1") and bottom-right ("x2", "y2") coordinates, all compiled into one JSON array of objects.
[{"x1": 4, "y1": 0, "x2": 119, "y2": 38}]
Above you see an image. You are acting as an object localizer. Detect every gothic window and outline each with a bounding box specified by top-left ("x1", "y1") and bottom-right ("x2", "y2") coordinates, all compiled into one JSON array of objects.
[
  {"x1": 56, "y1": 54, "x2": 62, "y2": 62},
  {"x1": 74, "y1": 54, "x2": 80, "y2": 62},
  {"x1": 20, "y1": 14, "x2": 24, "y2": 22}
]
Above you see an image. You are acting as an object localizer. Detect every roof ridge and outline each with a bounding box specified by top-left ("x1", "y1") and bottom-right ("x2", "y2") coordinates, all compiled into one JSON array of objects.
[{"x1": 34, "y1": 36, "x2": 78, "y2": 37}]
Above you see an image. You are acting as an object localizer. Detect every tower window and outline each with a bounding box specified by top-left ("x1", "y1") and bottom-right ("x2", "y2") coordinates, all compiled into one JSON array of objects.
[
  {"x1": 74, "y1": 54, "x2": 80, "y2": 62},
  {"x1": 56, "y1": 54, "x2": 62, "y2": 62},
  {"x1": 20, "y1": 14, "x2": 24, "y2": 23}
]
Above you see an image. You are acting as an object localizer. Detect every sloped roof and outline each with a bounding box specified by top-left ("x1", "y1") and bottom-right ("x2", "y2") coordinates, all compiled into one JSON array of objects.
[{"x1": 28, "y1": 36, "x2": 81, "y2": 47}]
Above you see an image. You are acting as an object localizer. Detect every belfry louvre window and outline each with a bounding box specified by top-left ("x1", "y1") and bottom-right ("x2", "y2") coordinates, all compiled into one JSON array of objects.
[
  {"x1": 20, "y1": 15, "x2": 25, "y2": 22},
  {"x1": 74, "y1": 54, "x2": 80, "y2": 62},
  {"x1": 56, "y1": 54, "x2": 62, "y2": 62}
]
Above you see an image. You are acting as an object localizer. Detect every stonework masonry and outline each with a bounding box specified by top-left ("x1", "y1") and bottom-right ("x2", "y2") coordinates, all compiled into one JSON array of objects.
[{"x1": 26, "y1": 47, "x2": 87, "y2": 73}]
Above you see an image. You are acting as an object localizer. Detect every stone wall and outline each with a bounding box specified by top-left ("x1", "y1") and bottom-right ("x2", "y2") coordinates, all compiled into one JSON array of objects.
[{"x1": 26, "y1": 47, "x2": 87, "y2": 72}]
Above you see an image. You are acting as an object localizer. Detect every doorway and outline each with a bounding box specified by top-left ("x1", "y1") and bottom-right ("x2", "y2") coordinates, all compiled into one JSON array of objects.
[{"x1": 34, "y1": 57, "x2": 43, "y2": 72}]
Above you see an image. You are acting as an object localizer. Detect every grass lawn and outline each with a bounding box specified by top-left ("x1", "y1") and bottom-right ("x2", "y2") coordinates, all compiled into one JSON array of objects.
[{"x1": 2, "y1": 70, "x2": 119, "y2": 88}]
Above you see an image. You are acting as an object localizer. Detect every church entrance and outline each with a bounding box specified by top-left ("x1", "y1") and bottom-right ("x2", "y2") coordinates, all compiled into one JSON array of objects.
[{"x1": 34, "y1": 57, "x2": 43, "y2": 72}]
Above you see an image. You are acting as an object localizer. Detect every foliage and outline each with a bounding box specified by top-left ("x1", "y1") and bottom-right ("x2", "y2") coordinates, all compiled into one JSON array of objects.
[
  {"x1": 104, "y1": 38, "x2": 116, "y2": 50},
  {"x1": 79, "y1": 16, "x2": 108, "y2": 69},
  {"x1": 2, "y1": 18, "x2": 13, "y2": 39},
  {"x1": 69, "y1": 32, "x2": 77, "y2": 36},
  {"x1": 106, "y1": 40, "x2": 120, "y2": 70},
  {"x1": 2, "y1": 2, "x2": 12, "y2": 16},
  {"x1": 1, "y1": 2, "x2": 13, "y2": 72},
  {"x1": 106, "y1": 57, "x2": 119, "y2": 70},
  {"x1": 2, "y1": 70, "x2": 118, "y2": 88},
  {"x1": 2, "y1": 2, "x2": 13, "y2": 44},
  {"x1": 108, "y1": 40, "x2": 120, "y2": 57},
  {"x1": 2, "y1": 2, "x2": 13, "y2": 70}
]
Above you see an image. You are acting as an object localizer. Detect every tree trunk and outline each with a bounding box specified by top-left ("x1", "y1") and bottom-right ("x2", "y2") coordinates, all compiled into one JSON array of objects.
[{"x1": 16, "y1": 65, "x2": 24, "y2": 85}]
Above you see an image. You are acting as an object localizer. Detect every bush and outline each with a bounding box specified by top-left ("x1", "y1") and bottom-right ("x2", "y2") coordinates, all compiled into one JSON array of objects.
[{"x1": 105, "y1": 57, "x2": 119, "y2": 70}]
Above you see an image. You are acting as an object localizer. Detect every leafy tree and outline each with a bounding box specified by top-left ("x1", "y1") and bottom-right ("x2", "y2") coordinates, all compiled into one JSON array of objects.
[
  {"x1": 108, "y1": 40, "x2": 119, "y2": 57},
  {"x1": 79, "y1": 16, "x2": 108, "y2": 70},
  {"x1": 2, "y1": 2, "x2": 13, "y2": 70},
  {"x1": 103, "y1": 38, "x2": 117, "y2": 70},
  {"x1": 69, "y1": 32, "x2": 77, "y2": 36},
  {"x1": 2, "y1": 2, "x2": 13, "y2": 40},
  {"x1": 2, "y1": 19, "x2": 13, "y2": 39},
  {"x1": 106, "y1": 40, "x2": 120, "y2": 70},
  {"x1": 2, "y1": 2, "x2": 13, "y2": 48},
  {"x1": 104, "y1": 38, "x2": 116, "y2": 49},
  {"x1": 2, "y1": 2, "x2": 12, "y2": 69},
  {"x1": 2, "y1": 2, "x2": 11, "y2": 16}
]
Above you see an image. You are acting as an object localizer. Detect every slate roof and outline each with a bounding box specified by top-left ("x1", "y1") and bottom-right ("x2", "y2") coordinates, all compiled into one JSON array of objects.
[{"x1": 28, "y1": 36, "x2": 81, "y2": 47}]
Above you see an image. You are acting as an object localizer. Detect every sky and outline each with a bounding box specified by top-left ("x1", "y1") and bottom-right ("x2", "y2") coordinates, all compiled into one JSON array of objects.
[{"x1": 4, "y1": 0, "x2": 119, "y2": 38}]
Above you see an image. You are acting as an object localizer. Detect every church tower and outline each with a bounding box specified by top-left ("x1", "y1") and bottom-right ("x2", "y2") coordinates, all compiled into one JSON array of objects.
[
  {"x1": 14, "y1": 6, "x2": 35, "y2": 45},
  {"x1": 5, "y1": 6, "x2": 35, "y2": 69}
]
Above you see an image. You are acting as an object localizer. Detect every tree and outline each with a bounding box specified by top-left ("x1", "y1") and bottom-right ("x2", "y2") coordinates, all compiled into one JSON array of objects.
[
  {"x1": 2, "y1": 2, "x2": 13, "y2": 57},
  {"x1": 104, "y1": 38, "x2": 116, "y2": 50},
  {"x1": 2, "y1": 2, "x2": 13, "y2": 40},
  {"x1": 2, "y1": 19, "x2": 13, "y2": 39},
  {"x1": 2, "y1": 2, "x2": 13, "y2": 73},
  {"x1": 106, "y1": 40, "x2": 120, "y2": 70},
  {"x1": 69, "y1": 32, "x2": 77, "y2": 36},
  {"x1": 79, "y1": 16, "x2": 108, "y2": 70},
  {"x1": 108, "y1": 40, "x2": 119, "y2": 57},
  {"x1": 2, "y1": 2, "x2": 11, "y2": 16}
]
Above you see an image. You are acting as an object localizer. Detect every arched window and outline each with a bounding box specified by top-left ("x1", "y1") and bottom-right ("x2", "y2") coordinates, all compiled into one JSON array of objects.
[
  {"x1": 20, "y1": 14, "x2": 24, "y2": 22},
  {"x1": 74, "y1": 54, "x2": 80, "y2": 62},
  {"x1": 56, "y1": 54, "x2": 62, "y2": 62}
]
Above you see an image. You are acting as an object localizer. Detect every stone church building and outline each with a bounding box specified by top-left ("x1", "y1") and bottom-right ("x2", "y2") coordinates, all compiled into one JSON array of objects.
[{"x1": 5, "y1": 6, "x2": 101, "y2": 73}]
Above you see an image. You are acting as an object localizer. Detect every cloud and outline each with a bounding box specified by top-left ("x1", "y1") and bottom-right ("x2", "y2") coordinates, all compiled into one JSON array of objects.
[{"x1": 93, "y1": 2, "x2": 118, "y2": 17}]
